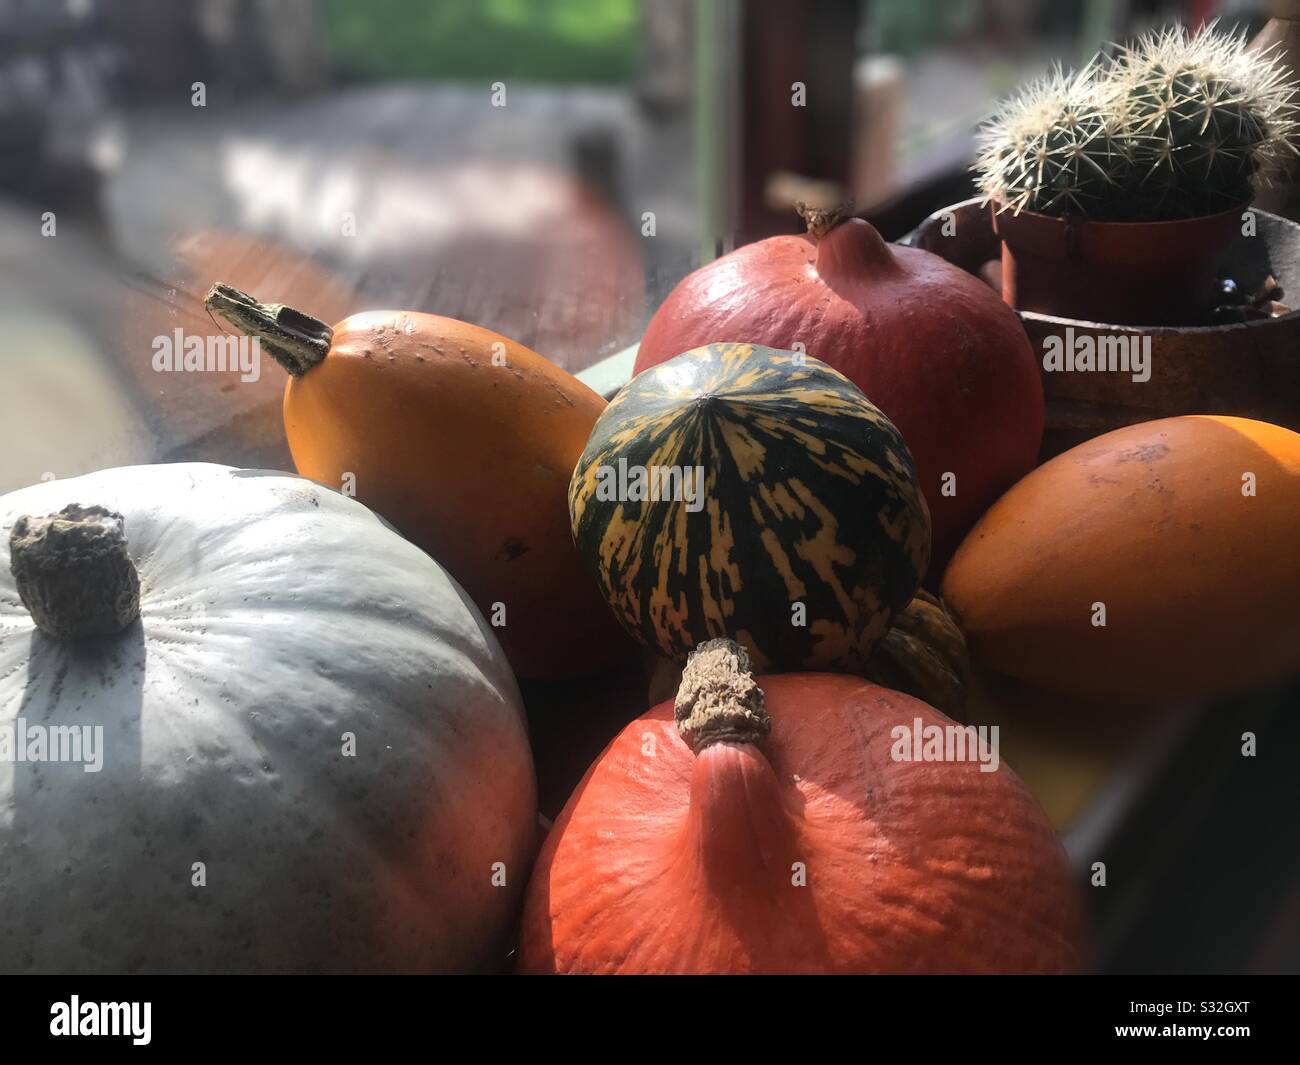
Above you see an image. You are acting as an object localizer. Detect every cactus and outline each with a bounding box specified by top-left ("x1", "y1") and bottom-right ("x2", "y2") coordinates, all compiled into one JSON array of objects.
[
  {"x1": 1111, "y1": 24, "x2": 1298, "y2": 218},
  {"x1": 976, "y1": 22, "x2": 1299, "y2": 221},
  {"x1": 976, "y1": 64, "x2": 1129, "y2": 217}
]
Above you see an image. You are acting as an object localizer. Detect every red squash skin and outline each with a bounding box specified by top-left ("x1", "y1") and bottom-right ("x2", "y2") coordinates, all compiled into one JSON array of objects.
[
  {"x1": 517, "y1": 674, "x2": 1083, "y2": 975},
  {"x1": 635, "y1": 220, "x2": 1044, "y2": 571}
]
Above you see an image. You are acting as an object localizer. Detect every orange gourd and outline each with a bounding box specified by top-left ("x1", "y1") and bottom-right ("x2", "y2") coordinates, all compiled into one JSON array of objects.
[
  {"x1": 519, "y1": 640, "x2": 1083, "y2": 974},
  {"x1": 942, "y1": 415, "x2": 1300, "y2": 699},
  {"x1": 205, "y1": 283, "x2": 634, "y2": 680}
]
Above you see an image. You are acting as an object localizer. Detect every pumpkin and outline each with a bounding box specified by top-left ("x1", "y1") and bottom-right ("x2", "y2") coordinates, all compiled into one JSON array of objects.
[
  {"x1": 942, "y1": 415, "x2": 1300, "y2": 699},
  {"x1": 0, "y1": 463, "x2": 537, "y2": 973},
  {"x1": 568, "y1": 343, "x2": 930, "y2": 673},
  {"x1": 205, "y1": 284, "x2": 635, "y2": 680},
  {"x1": 864, "y1": 589, "x2": 970, "y2": 720},
  {"x1": 518, "y1": 639, "x2": 1084, "y2": 974},
  {"x1": 643, "y1": 589, "x2": 971, "y2": 720},
  {"x1": 633, "y1": 207, "x2": 1044, "y2": 572}
]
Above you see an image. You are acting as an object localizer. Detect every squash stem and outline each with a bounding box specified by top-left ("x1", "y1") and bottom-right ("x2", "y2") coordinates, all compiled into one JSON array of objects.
[
  {"x1": 9, "y1": 505, "x2": 141, "y2": 640},
  {"x1": 674, "y1": 638, "x2": 771, "y2": 753},
  {"x1": 204, "y1": 282, "x2": 333, "y2": 377},
  {"x1": 796, "y1": 199, "x2": 855, "y2": 239}
]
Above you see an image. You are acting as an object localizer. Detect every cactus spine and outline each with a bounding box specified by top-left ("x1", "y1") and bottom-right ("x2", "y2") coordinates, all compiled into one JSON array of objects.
[{"x1": 977, "y1": 22, "x2": 1299, "y2": 221}]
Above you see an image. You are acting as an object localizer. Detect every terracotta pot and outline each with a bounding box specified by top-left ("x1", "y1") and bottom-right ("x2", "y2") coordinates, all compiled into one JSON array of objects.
[
  {"x1": 993, "y1": 203, "x2": 1247, "y2": 326},
  {"x1": 905, "y1": 198, "x2": 1300, "y2": 459}
]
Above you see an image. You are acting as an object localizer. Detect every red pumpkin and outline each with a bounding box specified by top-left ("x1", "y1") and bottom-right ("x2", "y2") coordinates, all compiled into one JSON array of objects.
[
  {"x1": 634, "y1": 209, "x2": 1044, "y2": 570},
  {"x1": 519, "y1": 639, "x2": 1083, "y2": 974}
]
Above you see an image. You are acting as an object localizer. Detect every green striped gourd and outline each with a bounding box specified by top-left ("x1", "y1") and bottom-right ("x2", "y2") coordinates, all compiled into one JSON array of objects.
[{"x1": 568, "y1": 343, "x2": 930, "y2": 672}]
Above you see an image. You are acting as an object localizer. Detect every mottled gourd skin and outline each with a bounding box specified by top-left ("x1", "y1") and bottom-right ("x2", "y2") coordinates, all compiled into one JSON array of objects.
[
  {"x1": 0, "y1": 464, "x2": 537, "y2": 974},
  {"x1": 865, "y1": 588, "x2": 970, "y2": 720},
  {"x1": 633, "y1": 220, "x2": 1043, "y2": 571},
  {"x1": 569, "y1": 344, "x2": 930, "y2": 672}
]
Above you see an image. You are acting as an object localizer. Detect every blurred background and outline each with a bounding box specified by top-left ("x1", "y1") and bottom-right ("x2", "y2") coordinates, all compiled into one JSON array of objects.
[{"x1": 2, "y1": 0, "x2": 1297, "y2": 974}]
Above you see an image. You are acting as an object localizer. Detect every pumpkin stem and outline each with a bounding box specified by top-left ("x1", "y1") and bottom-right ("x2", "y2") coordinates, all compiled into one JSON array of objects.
[
  {"x1": 796, "y1": 198, "x2": 856, "y2": 239},
  {"x1": 204, "y1": 282, "x2": 333, "y2": 377},
  {"x1": 674, "y1": 638, "x2": 771, "y2": 753},
  {"x1": 9, "y1": 505, "x2": 141, "y2": 640}
]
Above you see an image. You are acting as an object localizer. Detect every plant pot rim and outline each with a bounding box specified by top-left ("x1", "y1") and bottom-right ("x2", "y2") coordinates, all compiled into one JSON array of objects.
[
  {"x1": 992, "y1": 197, "x2": 1247, "y2": 278},
  {"x1": 990, "y1": 200, "x2": 1251, "y2": 231},
  {"x1": 906, "y1": 197, "x2": 1300, "y2": 332}
]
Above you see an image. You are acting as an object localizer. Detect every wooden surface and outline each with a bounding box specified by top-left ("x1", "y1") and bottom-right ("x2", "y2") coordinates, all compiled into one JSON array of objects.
[
  {"x1": 0, "y1": 83, "x2": 704, "y2": 478},
  {"x1": 101, "y1": 86, "x2": 691, "y2": 373}
]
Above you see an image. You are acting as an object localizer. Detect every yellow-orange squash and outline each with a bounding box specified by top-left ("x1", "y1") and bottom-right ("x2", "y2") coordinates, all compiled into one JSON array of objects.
[
  {"x1": 205, "y1": 283, "x2": 633, "y2": 680},
  {"x1": 942, "y1": 415, "x2": 1300, "y2": 699}
]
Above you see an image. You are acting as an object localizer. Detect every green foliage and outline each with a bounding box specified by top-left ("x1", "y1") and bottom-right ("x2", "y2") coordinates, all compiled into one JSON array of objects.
[
  {"x1": 977, "y1": 22, "x2": 1299, "y2": 221},
  {"x1": 322, "y1": 0, "x2": 639, "y2": 84}
]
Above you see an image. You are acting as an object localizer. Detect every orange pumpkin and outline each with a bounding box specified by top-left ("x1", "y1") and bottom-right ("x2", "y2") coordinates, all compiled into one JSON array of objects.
[
  {"x1": 644, "y1": 590, "x2": 971, "y2": 721},
  {"x1": 205, "y1": 283, "x2": 635, "y2": 680},
  {"x1": 518, "y1": 639, "x2": 1083, "y2": 974},
  {"x1": 942, "y1": 415, "x2": 1300, "y2": 699}
]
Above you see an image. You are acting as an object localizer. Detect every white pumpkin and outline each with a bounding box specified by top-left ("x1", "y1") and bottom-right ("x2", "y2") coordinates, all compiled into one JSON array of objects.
[{"x1": 0, "y1": 463, "x2": 536, "y2": 973}]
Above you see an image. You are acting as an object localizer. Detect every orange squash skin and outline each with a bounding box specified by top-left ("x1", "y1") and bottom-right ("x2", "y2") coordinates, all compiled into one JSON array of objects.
[
  {"x1": 942, "y1": 416, "x2": 1300, "y2": 698},
  {"x1": 283, "y1": 310, "x2": 633, "y2": 680},
  {"x1": 518, "y1": 674, "x2": 1083, "y2": 974}
]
